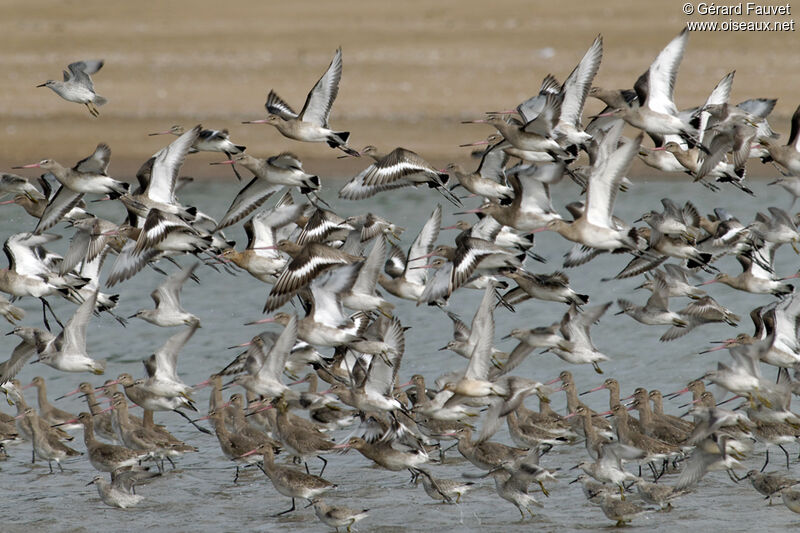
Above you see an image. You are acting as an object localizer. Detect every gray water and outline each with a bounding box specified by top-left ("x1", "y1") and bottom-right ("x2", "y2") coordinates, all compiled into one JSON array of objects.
[{"x1": 2, "y1": 176, "x2": 800, "y2": 532}]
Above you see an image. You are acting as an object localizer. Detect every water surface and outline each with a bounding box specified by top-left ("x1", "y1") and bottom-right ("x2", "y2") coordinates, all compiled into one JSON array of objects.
[{"x1": 1, "y1": 177, "x2": 798, "y2": 532}]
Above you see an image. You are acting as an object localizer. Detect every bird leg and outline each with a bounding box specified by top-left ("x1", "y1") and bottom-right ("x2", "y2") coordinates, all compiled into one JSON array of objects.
[
  {"x1": 48, "y1": 461, "x2": 53, "y2": 474},
  {"x1": 57, "y1": 462, "x2": 64, "y2": 473},
  {"x1": 233, "y1": 465, "x2": 240, "y2": 483},
  {"x1": 317, "y1": 455, "x2": 328, "y2": 477},
  {"x1": 271, "y1": 498, "x2": 296, "y2": 517},
  {"x1": 172, "y1": 409, "x2": 213, "y2": 434},
  {"x1": 648, "y1": 462, "x2": 659, "y2": 482},
  {"x1": 538, "y1": 480, "x2": 550, "y2": 497},
  {"x1": 779, "y1": 444, "x2": 791, "y2": 470},
  {"x1": 658, "y1": 460, "x2": 667, "y2": 480},
  {"x1": 761, "y1": 448, "x2": 770, "y2": 472},
  {"x1": 592, "y1": 362, "x2": 604, "y2": 374}
]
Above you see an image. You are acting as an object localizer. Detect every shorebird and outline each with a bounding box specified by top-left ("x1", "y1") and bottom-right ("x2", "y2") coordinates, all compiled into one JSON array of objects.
[
  {"x1": 58, "y1": 382, "x2": 120, "y2": 443},
  {"x1": 139, "y1": 322, "x2": 199, "y2": 402},
  {"x1": 13, "y1": 143, "x2": 126, "y2": 198},
  {"x1": 36, "y1": 290, "x2": 106, "y2": 374},
  {"x1": 660, "y1": 295, "x2": 740, "y2": 342},
  {"x1": 413, "y1": 467, "x2": 475, "y2": 503},
  {"x1": 450, "y1": 426, "x2": 528, "y2": 471},
  {"x1": 233, "y1": 314, "x2": 297, "y2": 398},
  {"x1": 0, "y1": 173, "x2": 44, "y2": 202},
  {"x1": 339, "y1": 146, "x2": 461, "y2": 206},
  {"x1": 615, "y1": 277, "x2": 687, "y2": 327},
  {"x1": 599, "y1": 494, "x2": 654, "y2": 527},
  {"x1": 501, "y1": 268, "x2": 588, "y2": 307},
  {"x1": 243, "y1": 48, "x2": 359, "y2": 157},
  {"x1": 633, "y1": 479, "x2": 687, "y2": 509},
  {"x1": 336, "y1": 436, "x2": 429, "y2": 473},
  {"x1": 487, "y1": 467, "x2": 544, "y2": 519},
  {"x1": 262, "y1": 241, "x2": 363, "y2": 313},
  {"x1": 211, "y1": 154, "x2": 315, "y2": 232},
  {"x1": 243, "y1": 443, "x2": 336, "y2": 516},
  {"x1": 13, "y1": 145, "x2": 127, "y2": 235},
  {"x1": 272, "y1": 397, "x2": 336, "y2": 475},
  {"x1": 444, "y1": 146, "x2": 513, "y2": 203},
  {"x1": 22, "y1": 376, "x2": 77, "y2": 428},
  {"x1": 542, "y1": 122, "x2": 644, "y2": 255},
  {"x1": 87, "y1": 473, "x2": 148, "y2": 509},
  {"x1": 548, "y1": 303, "x2": 613, "y2": 373},
  {"x1": 106, "y1": 208, "x2": 212, "y2": 286},
  {"x1": 745, "y1": 470, "x2": 800, "y2": 504},
  {"x1": 553, "y1": 34, "x2": 603, "y2": 148},
  {"x1": 311, "y1": 499, "x2": 369, "y2": 532},
  {"x1": 782, "y1": 487, "x2": 800, "y2": 513},
  {"x1": 37, "y1": 60, "x2": 107, "y2": 116},
  {"x1": 67, "y1": 412, "x2": 152, "y2": 473},
  {"x1": 760, "y1": 103, "x2": 800, "y2": 176},
  {"x1": 461, "y1": 170, "x2": 562, "y2": 232},
  {"x1": 636, "y1": 264, "x2": 706, "y2": 300},
  {"x1": 0, "y1": 327, "x2": 47, "y2": 385},
  {"x1": 130, "y1": 262, "x2": 199, "y2": 327},
  {"x1": 378, "y1": 205, "x2": 441, "y2": 302},
  {"x1": 198, "y1": 408, "x2": 265, "y2": 482},
  {"x1": 16, "y1": 407, "x2": 81, "y2": 472},
  {"x1": 149, "y1": 125, "x2": 246, "y2": 157},
  {"x1": 596, "y1": 29, "x2": 700, "y2": 146},
  {"x1": 125, "y1": 125, "x2": 201, "y2": 211}
]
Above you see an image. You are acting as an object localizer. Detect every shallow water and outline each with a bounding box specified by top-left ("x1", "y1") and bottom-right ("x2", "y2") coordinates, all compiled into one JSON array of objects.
[{"x1": 1, "y1": 176, "x2": 799, "y2": 532}]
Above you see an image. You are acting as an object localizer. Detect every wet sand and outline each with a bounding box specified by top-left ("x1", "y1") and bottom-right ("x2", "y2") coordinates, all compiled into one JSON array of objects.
[{"x1": 1, "y1": 0, "x2": 797, "y2": 176}]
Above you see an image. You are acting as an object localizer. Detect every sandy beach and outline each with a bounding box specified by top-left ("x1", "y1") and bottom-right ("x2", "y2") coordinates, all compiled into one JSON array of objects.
[{"x1": 1, "y1": 0, "x2": 797, "y2": 177}]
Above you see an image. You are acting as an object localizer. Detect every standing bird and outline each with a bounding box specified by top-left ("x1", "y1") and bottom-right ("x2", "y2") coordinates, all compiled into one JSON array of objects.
[
  {"x1": 37, "y1": 60, "x2": 107, "y2": 117},
  {"x1": 243, "y1": 48, "x2": 359, "y2": 156}
]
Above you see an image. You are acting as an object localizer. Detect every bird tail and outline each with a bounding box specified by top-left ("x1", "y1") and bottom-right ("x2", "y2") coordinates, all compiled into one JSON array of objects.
[
  {"x1": 328, "y1": 132, "x2": 361, "y2": 157},
  {"x1": 94, "y1": 95, "x2": 108, "y2": 107},
  {"x1": 300, "y1": 176, "x2": 321, "y2": 195},
  {"x1": 91, "y1": 359, "x2": 107, "y2": 375}
]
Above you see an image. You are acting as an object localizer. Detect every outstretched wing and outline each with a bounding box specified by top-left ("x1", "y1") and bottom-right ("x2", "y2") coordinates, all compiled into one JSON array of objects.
[{"x1": 298, "y1": 47, "x2": 343, "y2": 127}]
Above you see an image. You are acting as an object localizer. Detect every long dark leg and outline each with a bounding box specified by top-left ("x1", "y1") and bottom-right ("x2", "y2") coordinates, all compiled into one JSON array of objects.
[
  {"x1": 57, "y1": 462, "x2": 64, "y2": 473},
  {"x1": 40, "y1": 299, "x2": 51, "y2": 331},
  {"x1": 779, "y1": 444, "x2": 791, "y2": 470},
  {"x1": 166, "y1": 456, "x2": 176, "y2": 469},
  {"x1": 48, "y1": 461, "x2": 53, "y2": 474},
  {"x1": 304, "y1": 462, "x2": 310, "y2": 475},
  {"x1": 648, "y1": 462, "x2": 658, "y2": 481},
  {"x1": 234, "y1": 465, "x2": 240, "y2": 483},
  {"x1": 317, "y1": 455, "x2": 328, "y2": 477},
  {"x1": 761, "y1": 448, "x2": 770, "y2": 472},
  {"x1": 41, "y1": 298, "x2": 64, "y2": 330},
  {"x1": 172, "y1": 409, "x2": 212, "y2": 434},
  {"x1": 271, "y1": 498, "x2": 296, "y2": 517}
]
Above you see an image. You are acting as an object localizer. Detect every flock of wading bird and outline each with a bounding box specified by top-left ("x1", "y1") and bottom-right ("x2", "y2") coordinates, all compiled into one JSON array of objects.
[{"x1": 4, "y1": 26, "x2": 800, "y2": 529}]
